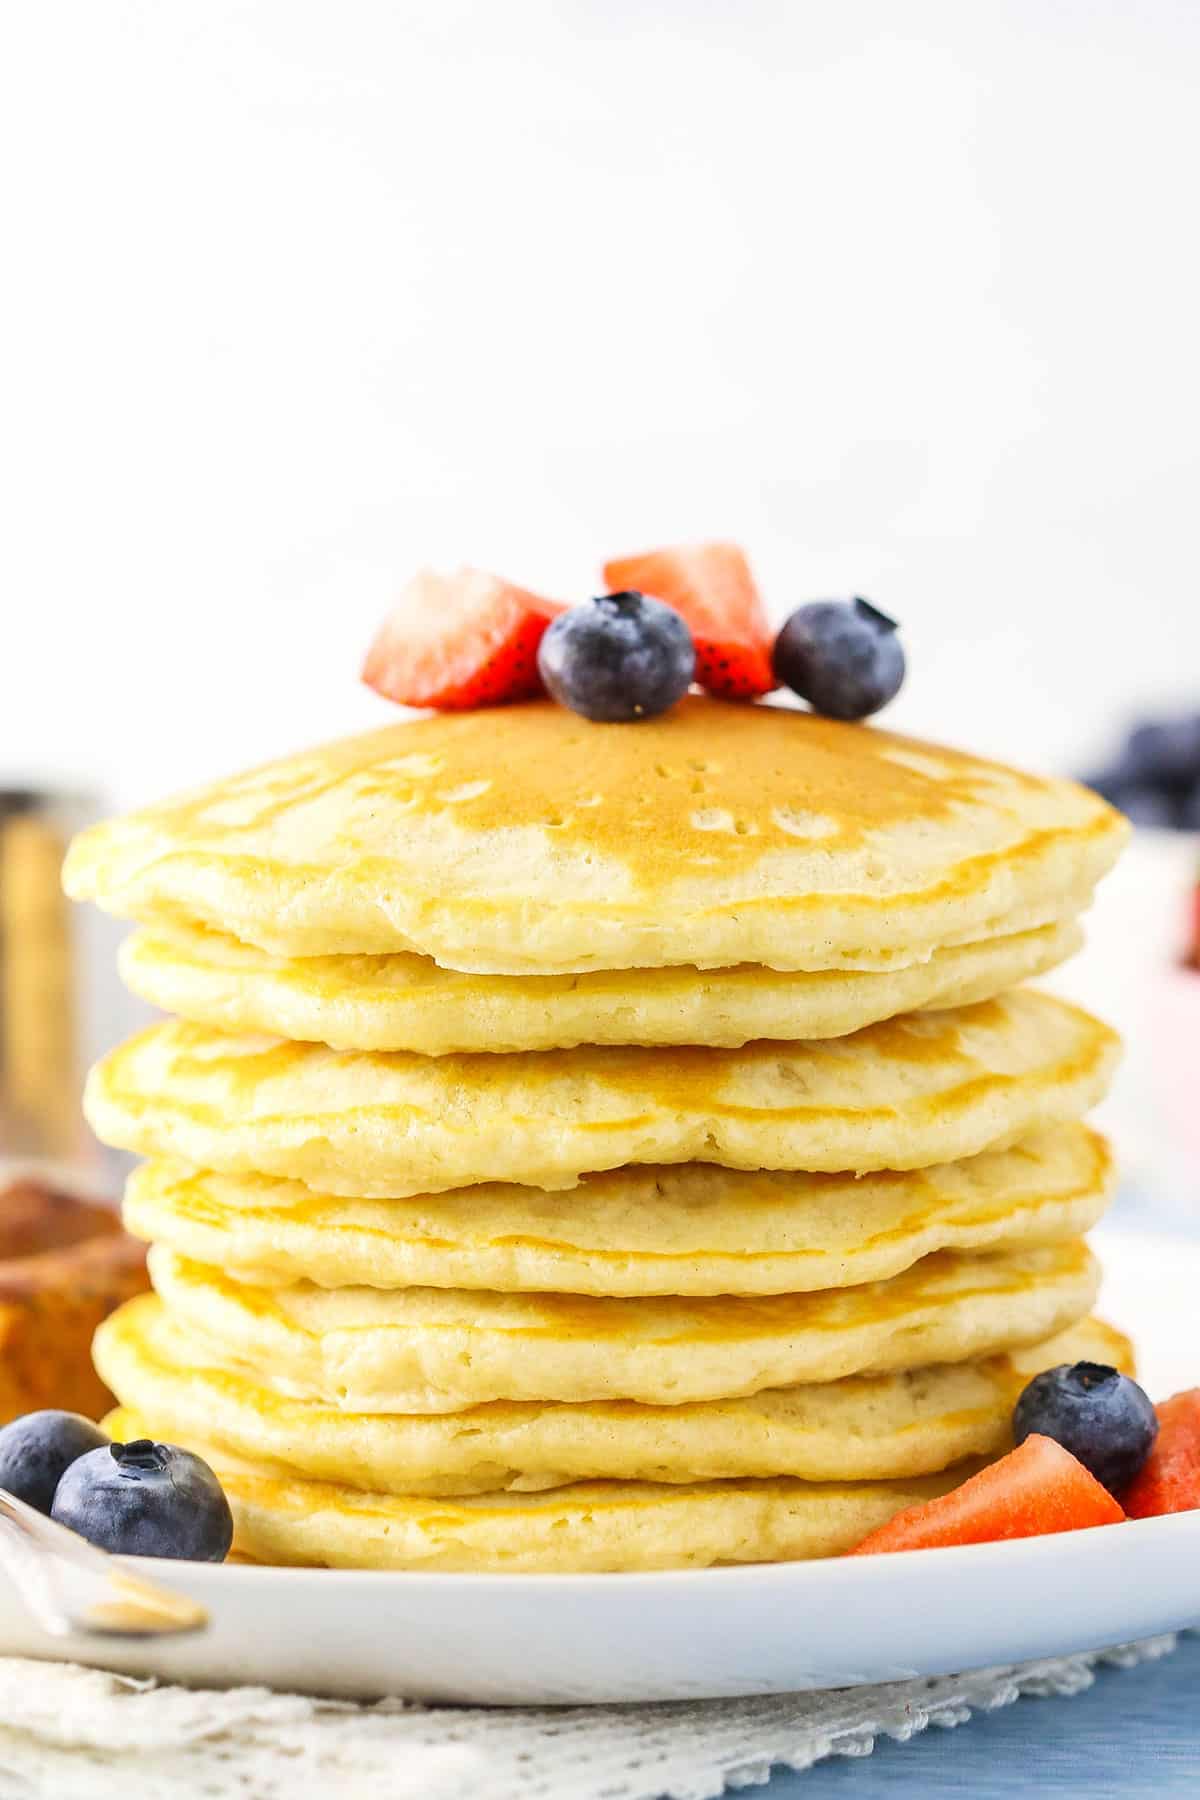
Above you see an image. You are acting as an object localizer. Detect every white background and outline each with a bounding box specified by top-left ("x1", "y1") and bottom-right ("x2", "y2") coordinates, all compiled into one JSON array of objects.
[{"x1": 2, "y1": 0, "x2": 1199, "y2": 808}]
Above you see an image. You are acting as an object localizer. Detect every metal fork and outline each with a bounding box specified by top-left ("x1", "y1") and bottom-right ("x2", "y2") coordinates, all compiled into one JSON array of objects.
[{"x1": 0, "y1": 1488, "x2": 208, "y2": 1638}]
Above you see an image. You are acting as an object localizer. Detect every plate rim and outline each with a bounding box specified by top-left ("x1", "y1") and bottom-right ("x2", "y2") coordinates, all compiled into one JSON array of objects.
[{"x1": 127, "y1": 1507, "x2": 1200, "y2": 1593}]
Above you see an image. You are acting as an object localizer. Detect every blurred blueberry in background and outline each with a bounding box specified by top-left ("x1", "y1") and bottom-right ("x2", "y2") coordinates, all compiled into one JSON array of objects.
[{"x1": 1084, "y1": 713, "x2": 1200, "y2": 830}]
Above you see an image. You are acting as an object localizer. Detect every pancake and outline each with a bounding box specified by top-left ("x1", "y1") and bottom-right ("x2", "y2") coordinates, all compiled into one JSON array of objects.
[
  {"x1": 63, "y1": 698, "x2": 1126, "y2": 975},
  {"x1": 85, "y1": 993, "x2": 1119, "y2": 1196},
  {"x1": 118, "y1": 916, "x2": 1084, "y2": 1055},
  {"x1": 145, "y1": 1240, "x2": 1100, "y2": 1411},
  {"x1": 105, "y1": 1403, "x2": 972, "y2": 1570},
  {"x1": 123, "y1": 1125, "x2": 1114, "y2": 1298},
  {"x1": 96, "y1": 1296, "x2": 1130, "y2": 1494}
]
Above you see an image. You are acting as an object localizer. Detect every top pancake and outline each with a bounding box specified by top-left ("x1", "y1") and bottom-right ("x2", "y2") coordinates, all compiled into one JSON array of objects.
[{"x1": 63, "y1": 699, "x2": 1125, "y2": 975}]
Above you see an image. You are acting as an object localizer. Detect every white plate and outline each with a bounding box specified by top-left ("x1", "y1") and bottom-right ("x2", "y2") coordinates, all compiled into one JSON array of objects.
[{"x1": 0, "y1": 1224, "x2": 1194, "y2": 1704}]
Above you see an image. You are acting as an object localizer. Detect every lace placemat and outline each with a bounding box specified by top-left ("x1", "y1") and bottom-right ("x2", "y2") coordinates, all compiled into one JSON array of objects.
[{"x1": 0, "y1": 1636, "x2": 1176, "y2": 1800}]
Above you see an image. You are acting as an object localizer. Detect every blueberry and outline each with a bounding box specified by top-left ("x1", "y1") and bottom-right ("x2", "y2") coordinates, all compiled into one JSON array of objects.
[
  {"x1": 537, "y1": 592, "x2": 695, "y2": 722},
  {"x1": 1013, "y1": 1361, "x2": 1158, "y2": 1495},
  {"x1": 772, "y1": 598, "x2": 905, "y2": 721},
  {"x1": 1106, "y1": 782, "x2": 1177, "y2": 829},
  {"x1": 0, "y1": 1411, "x2": 110, "y2": 1515},
  {"x1": 52, "y1": 1439, "x2": 233, "y2": 1562},
  {"x1": 1125, "y1": 715, "x2": 1200, "y2": 788},
  {"x1": 1080, "y1": 764, "x2": 1138, "y2": 807},
  {"x1": 1080, "y1": 762, "x2": 1179, "y2": 826}
]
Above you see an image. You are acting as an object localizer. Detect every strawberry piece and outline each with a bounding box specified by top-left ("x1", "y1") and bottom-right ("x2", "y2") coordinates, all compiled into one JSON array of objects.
[
  {"x1": 602, "y1": 542, "x2": 775, "y2": 700},
  {"x1": 363, "y1": 569, "x2": 563, "y2": 711},
  {"x1": 847, "y1": 1435, "x2": 1125, "y2": 1555},
  {"x1": 1123, "y1": 1389, "x2": 1200, "y2": 1517},
  {"x1": 1185, "y1": 884, "x2": 1200, "y2": 971}
]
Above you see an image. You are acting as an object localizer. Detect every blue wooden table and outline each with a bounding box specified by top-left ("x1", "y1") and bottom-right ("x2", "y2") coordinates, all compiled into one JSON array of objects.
[{"x1": 757, "y1": 1630, "x2": 1199, "y2": 1795}]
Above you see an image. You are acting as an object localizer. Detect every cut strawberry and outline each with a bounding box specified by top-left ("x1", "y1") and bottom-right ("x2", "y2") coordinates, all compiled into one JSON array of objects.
[
  {"x1": 1123, "y1": 1389, "x2": 1200, "y2": 1518},
  {"x1": 1185, "y1": 883, "x2": 1200, "y2": 971},
  {"x1": 362, "y1": 569, "x2": 563, "y2": 711},
  {"x1": 847, "y1": 1435, "x2": 1125, "y2": 1555},
  {"x1": 602, "y1": 542, "x2": 776, "y2": 700}
]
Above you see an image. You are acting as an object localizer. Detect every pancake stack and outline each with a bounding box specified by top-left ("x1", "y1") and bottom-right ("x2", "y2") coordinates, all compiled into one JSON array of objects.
[{"x1": 65, "y1": 698, "x2": 1129, "y2": 1571}]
